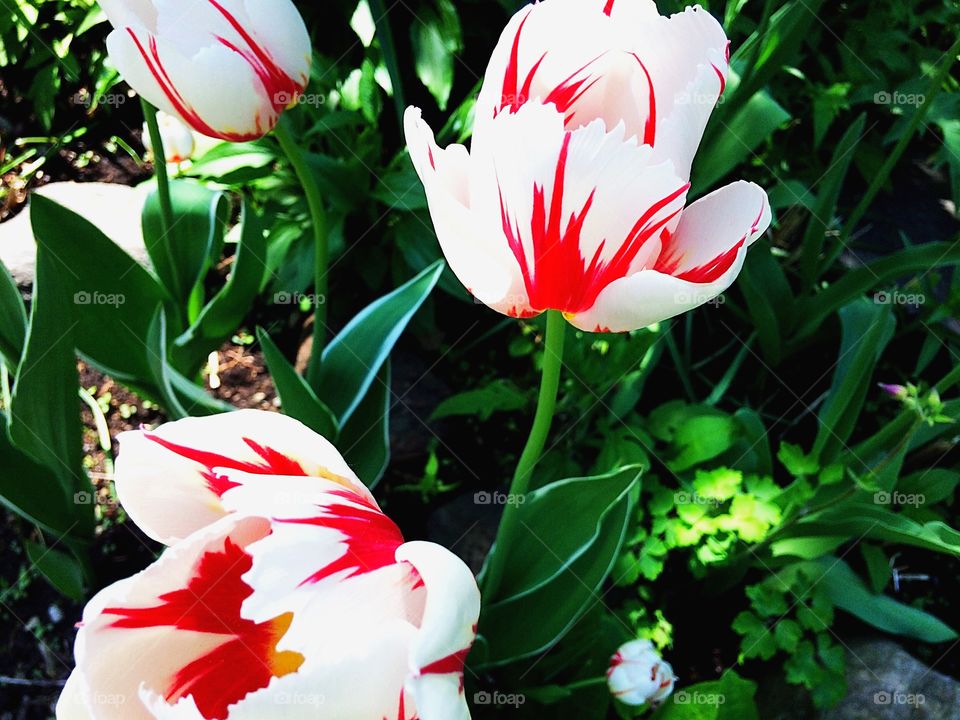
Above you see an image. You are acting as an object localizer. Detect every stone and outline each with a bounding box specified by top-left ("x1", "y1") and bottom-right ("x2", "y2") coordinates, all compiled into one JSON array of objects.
[
  {"x1": 822, "y1": 638, "x2": 960, "y2": 720},
  {"x1": 0, "y1": 182, "x2": 151, "y2": 287}
]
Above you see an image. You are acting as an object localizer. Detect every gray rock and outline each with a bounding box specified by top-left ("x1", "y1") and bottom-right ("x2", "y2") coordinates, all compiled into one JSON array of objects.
[
  {"x1": 822, "y1": 638, "x2": 960, "y2": 720},
  {"x1": 0, "y1": 182, "x2": 151, "y2": 286}
]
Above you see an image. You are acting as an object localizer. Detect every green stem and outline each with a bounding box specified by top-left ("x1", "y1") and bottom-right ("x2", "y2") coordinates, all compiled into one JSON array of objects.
[
  {"x1": 484, "y1": 310, "x2": 566, "y2": 594},
  {"x1": 0, "y1": 360, "x2": 11, "y2": 412},
  {"x1": 274, "y1": 116, "x2": 329, "y2": 386},
  {"x1": 141, "y1": 100, "x2": 174, "y2": 238}
]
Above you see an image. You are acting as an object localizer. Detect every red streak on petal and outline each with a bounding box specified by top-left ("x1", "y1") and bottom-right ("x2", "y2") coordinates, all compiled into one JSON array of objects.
[
  {"x1": 421, "y1": 648, "x2": 470, "y2": 676},
  {"x1": 280, "y1": 490, "x2": 405, "y2": 585},
  {"x1": 103, "y1": 537, "x2": 303, "y2": 719},
  {"x1": 712, "y1": 63, "x2": 726, "y2": 95},
  {"x1": 144, "y1": 434, "x2": 308, "y2": 497},
  {"x1": 631, "y1": 54, "x2": 657, "y2": 146},
  {"x1": 499, "y1": 10, "x2": 539, "y2": 115},
  {"x1": 603, "y1": 0, "x2": 616, "y2": 15},
  {"x1": 502, "y1": 134, "x2": 688, "y2": 315},
  {"x1": 125, "y1": 29, "x2": 261, "y2": 141}
]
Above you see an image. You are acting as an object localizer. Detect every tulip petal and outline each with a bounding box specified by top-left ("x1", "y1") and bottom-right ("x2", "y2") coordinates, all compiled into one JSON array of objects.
[
  {"x1": 405, "y1": 107, "x2": 535, "y2": 317},
  {"x1": 399, "y1": 541, "x2": 480, "y2": 720},
  {"x1": 570, "y1": 180, "x2": 770, "y2": 332},
  {"x1": 55, "y1": 672, "x2": 94, "y2": 720},
  {"x1": 67, "y1": 515, "x2": 306, "y2": 720},
  {"x1": 115, "y1": 410, "x2": 368, "y2": 545},
  {"x1": 474, "y1": 102, "x2": 688, "y2": 316}
]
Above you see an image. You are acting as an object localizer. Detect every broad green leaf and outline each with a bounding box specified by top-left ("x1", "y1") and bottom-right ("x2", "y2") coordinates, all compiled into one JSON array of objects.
[
  {"x1": 898, "y1": 468, "x2": 959, "y2": 506},
  {"x1": 146, "y1": 308, "x2": 189, "y2": 420},
  {"x1": 693, "y1": 88, "x2": 790, "y2": 192},
  {"x1": 142, "y1": 180, "x2": 229, "y2": 310},
  {"x1": 787, "y1": 559, "x2": 956, "y2": 643},
  {"x1": 26, "y1": 541, "x2": 84, "y2": 601},
  {"x1": 173, "y1": 206, "x2": 268, "y2": 374},
  {"x1": 339, "y1": 361, "x2": 391, "y2": 488},
  {"x1": 431, "y1": 379, "x2": 528, "y2": 421},
  {"x1": 0, "y1": 260, "x2": 26, "y2": 366},
  {"x1": 184, "y1": 141, "x2": 276, "y2": 184},
  {"x1": 0, "y1": 417, "x2": 76, "y2": 536},
  {"x1": 316, "y1": 260, "x2": 444, "y2": 425},
  {"x1": 477, "y1": 469, "x2": 640, "y2": 667},
  {"x1": 813, "y1": 299, "x2": 895, "y2": 463},
  {"x1": 493, "y1": 466, "x2": 642, "y2": 600},
  {"x1": 738, "y1": 242, "x2": 791, "y2": 364},
  {"x1": 257, "y1": 328, "x2": 339, "y2": 440},
  {"x1": 10, "y1": 242, "x2": 90, "y2": 514},
  {"x1": 30, "y1": 194, "x2": 167, "y2": 384},
  {"x1": 669, "y1": 414, "x2": 738, "y2": 472}
]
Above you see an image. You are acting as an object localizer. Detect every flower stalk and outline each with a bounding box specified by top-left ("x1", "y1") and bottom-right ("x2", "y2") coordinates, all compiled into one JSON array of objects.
[
  {"x1": 274, "y1": 115, "x2": 330, "y2": 385},
  {"x1": 141, "y1": 99, "x2": 174, "y2": 237}
]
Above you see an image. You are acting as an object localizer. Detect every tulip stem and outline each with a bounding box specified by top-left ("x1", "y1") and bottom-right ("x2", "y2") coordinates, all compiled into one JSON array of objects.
[
  {"x1": 141, "y1": 100, "x2": 174, "y2": 238},
  {"x1": 274, "y1": 117, "x2": 329, "y2": 385},
  {"x1": 484, "y1": 310, "x2": 566, "y2": 594}
]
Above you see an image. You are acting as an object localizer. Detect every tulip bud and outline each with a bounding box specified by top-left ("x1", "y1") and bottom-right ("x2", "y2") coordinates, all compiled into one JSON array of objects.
[
  {"x1": 143, "y1": 111, "x2": 195, "y2": 164},
  {"x1": 878, "y1": 383, "x2": 909, "y2": 400},
  {"x1": 99, "y1": 0, "x2": 312, "y2": 140},
  {"x1": 607, "y1": 639, "x2": 676, "y2": 706}
]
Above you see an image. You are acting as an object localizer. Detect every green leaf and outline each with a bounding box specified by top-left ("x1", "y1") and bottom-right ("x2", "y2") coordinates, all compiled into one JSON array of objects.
[
  {"x1": 791, "y1": 241, "x2": 960, "y2": 343},
  {"x1": 431, "y1": 379, "x2": 528, "y2": 421},
  {"x1": 339, "y1": 361, "x2": 391, "y2": 488},
  {"x1": 813, "y1": 299, "x2": 895, "y2": 462},
  {"x1": 0, "y1": 260, "x2": 26, "y2": 366},
  {"x1": 0, "y1": 418, "x2": 76, "y2": 536},
  {"x1": 777, "y1": 442, "x2": 819, "y2": 476},
  {"x1": 789, "y1": 559, "x2": 956, "y2": 643},
  {"x1": 411, "y1": 0, "x2": 462, "y2": 110},
  {"x1": 774, "y1": 619, "x2": 803, "y2": 653},
  {"x1": 145, "y1": 308, "x2": 189, "y2": 420},
  {"x1": 25, "y1": 541, "x2": 84, "y2": 601},
  {"x1": 172, "y1": 205, "x2": 268, "y2": 374},
  {"x1": 694, "y1": 88, "x2": 790, "y2": 192},
  {"x1": 738, "y1": 242, "x2": 792, "y2": 364},
  {"x1": 733, "y1": 611, "x2": 777, "y2": 660},
  {"x1": 142, "y1": 180, "x2": 229, "y2": 310},
  {"x1": 257, "y1": 328, "x2": 338, "y2": 440},
  {"x1": 29, "y1": 194, "x2": 167, "y2": 385},
  {"x1": 316, "y1": 260, "x2": 443, "y2": 425},
  {"x1": 860, "y1": 543, "x2": 889, "y2": 594},
  {"x1": 798, "y1": 114, "x2": 866, "y2": 285},
  {"x1": 9, "y1": 242, "x2": 89, "y2": 509},
  {"x1": 652, "y1": 671, "x2": 759, "y2": 720},
  {"x1": 669, "y1": 414, "x2": 738, "y2": 472},
  {"x1": 477, "y1": 468, "x2": 641, "y2": 667}
]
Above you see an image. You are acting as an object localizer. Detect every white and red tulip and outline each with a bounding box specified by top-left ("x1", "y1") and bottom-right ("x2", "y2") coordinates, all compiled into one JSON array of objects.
[
  {"x1": 99, "y1": 0, "x2": 312, "y2": 140},
  {"x1": 57, "y1": 411, "x2": 480, "y2": 720},
  {"x1": 143, "y1": 111, "x2": 196, "y2": 164},
  {"x1": 405, "y1": 0, "x2": 771, "y2": 332},
  {"x1": 607, "y1": 639, "x2": 676, "y2": 706}
]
